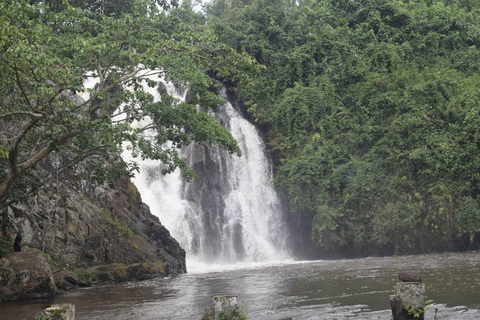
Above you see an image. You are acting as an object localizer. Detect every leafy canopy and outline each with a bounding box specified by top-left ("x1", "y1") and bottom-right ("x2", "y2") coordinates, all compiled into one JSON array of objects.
[
  {"x1": 0, "y1": 0, "x2": 260, "y2": 207},
  {"x1": 206, "y1": 0, "x2": 480, "y2": 255}
]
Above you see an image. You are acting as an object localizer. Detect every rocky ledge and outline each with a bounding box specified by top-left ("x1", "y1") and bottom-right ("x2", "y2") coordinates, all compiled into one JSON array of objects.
[
  {"x1": 1, "y1": 160, "x2": 186, "y2": 302},
  {"x1": 0, "y1": 248, "x2": 56, "y2": 301}
]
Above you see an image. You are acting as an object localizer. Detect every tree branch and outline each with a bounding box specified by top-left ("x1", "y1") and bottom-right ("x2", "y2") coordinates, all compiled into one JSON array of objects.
[
  {"x1": 14, "y1": 64, "x2": 35, "y2": 112},
  {"x1": 0, "y1": 111, "x2": 43, "y2": 120},
  {"x1": 19, "y1": 129, "x2": 84, "y2": 174}
]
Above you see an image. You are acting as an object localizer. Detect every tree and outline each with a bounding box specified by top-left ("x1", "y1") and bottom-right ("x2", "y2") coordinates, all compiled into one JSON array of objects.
[
  {"x1": 0, "y1": 0, "x2": 260, "y2": 208},
  {"x1": 205, "y1": 0, "x2": 480, "y2": 255}
]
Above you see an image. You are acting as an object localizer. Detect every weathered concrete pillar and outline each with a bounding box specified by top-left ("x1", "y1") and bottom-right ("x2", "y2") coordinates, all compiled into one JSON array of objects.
[
  {"x1": 45, "y1": 303, "x2": 75, "y2": 320},
  {"x1": 213, "y1": 295, "x2": 238, "y2": 320},
  {"x1": 390, "y1": 273, "x2": 425, "y2": 320}
]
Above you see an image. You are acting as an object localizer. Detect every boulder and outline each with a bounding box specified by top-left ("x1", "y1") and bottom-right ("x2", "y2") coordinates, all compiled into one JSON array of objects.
[
  {"x1": 157, "y1": 82, "x2": 167, "y2": 95},
  {"x1": 398, "y1": 272, "x2": 422, "y2": 283},
  {"x1": 55, "y1": 270, "x2": 89, "y2": 291},
  {"x1": 0, "y1": 248, "x2": 56, "y2": 301},
  {"x1": 185, "y1": 89, "x2": 194, "y2": 104}
]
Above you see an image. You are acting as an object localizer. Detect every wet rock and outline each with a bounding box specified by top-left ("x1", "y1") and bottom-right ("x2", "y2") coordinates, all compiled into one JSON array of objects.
[
  {"x1": 157, "y1": 82, "x2": 167, "y2": 95},
  {"x1": 390, "y1": 274, "x2": 426, "y2": 320},
  {"x1": 390, "y1": 294, "x2": 404, "y2": 320},
  {"x1": 82, "y1": 262, "x2": 167, "y2": 283},
  {"x1": 0, "y1": 248, "x2": 56, "y2": 301},
  {"x1": 173, "y1": 81, "x2": 186, "y2": 96},
  {"x1": 126, "y1": 262, "x2": 166, "y2": 281},
  {"x1": 8, "y1": 171, "x2": 186, "y2": 278},
  {"x1": 55, "y1": 270, "x2": 89, "y2": 291},
  {"x1": 185, "y1": 89, "x2": 194, "y2": 104},
  {"x1": 398, "y1": 272, "x2": 422, "y2": 283}
]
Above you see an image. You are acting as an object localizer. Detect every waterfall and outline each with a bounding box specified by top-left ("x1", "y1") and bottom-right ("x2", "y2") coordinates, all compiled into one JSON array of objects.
[{"x1": 125, "y1": 77, "x2": 290, "y2": 265}]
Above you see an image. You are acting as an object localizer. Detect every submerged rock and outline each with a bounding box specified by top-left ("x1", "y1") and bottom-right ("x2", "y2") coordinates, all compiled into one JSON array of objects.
[{"x1": 0, "y1": 248, "x2": 56, "y2": 301}]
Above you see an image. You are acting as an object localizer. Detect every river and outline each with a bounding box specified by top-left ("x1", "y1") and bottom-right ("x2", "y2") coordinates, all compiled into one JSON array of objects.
[{"x1": 1, "y1": 250, "x2": 479, "y2": 320}]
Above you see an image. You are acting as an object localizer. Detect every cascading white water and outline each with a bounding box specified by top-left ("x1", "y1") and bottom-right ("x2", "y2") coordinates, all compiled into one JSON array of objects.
[{"x1": 119, "y1": 76, "x2": 290, "y2": 265}]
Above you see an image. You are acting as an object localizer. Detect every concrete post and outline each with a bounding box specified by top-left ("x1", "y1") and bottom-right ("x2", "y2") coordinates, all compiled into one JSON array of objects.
[
  {"x1": 45, "y1": 303, "x2": 75, "y2": 320},
  {"x1": 213, "y1": 295, "x2": 238, "y2": 320},
  {"x1": 390, "y1": 273, "x2": 425, "y2": 320}
]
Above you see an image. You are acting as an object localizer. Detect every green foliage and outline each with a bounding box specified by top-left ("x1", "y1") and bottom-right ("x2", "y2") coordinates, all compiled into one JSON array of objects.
[
  {"x1": 218, "y1": 306, "x2": 247, "y2": 320},
  {"x1": 404, "y1": 297, "x2": 434, "y2": 318},
  {"x1": 34, "y1": 313, "x2": 49, "y2": 320},
  {"x1": 201, "y1": 306, "x2": 247, "y2": 320},
  {"x1": 74, "y1": 267, "x2": 95, "y2": 283},
  {"x1": 111, "y1": 263, "x2": 129, "y2": 282},
  {"x1": 456, "y1": 197, "x2": 480, "y2": 242},
  {"x1": 207, "y1": 0, "x2": 480, "y2": 255},
  {"x1": 404, "y1": 305, "x2": 424, "y2": 318},
  {"x1": 0, "y1": 0, "x2": 261, "y2": 209},
  {"x1": 35, "y1": 308, "x2": 66, "y2": 320}
]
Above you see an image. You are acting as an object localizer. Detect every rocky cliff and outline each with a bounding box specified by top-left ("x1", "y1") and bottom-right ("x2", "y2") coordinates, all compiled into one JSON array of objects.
[{"x1": 1, "y1": 151, "x2": 186, "y2": 301}]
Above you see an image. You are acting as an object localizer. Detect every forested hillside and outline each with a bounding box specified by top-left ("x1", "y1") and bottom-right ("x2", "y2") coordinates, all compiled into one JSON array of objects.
[{"x1": 204, "y1": 0, "x2": 480, "y2": 257}]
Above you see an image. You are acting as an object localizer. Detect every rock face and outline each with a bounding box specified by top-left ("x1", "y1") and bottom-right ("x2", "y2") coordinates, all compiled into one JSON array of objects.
[
  {"x1": 0, "y1": 248, "x2": 56, "y2": 301},
  {"x1": 7, "y1": 170, "x2": 186, "y2": 271},
  {"x1": 0, "y1": 92, "x2": 186, "y2": 300},
  {"x1": 6, "y1": 169, "x2": 186, "y2": 272},
  {"x1": 1, "y1": 155, "x2": 186, "y2": 300}
]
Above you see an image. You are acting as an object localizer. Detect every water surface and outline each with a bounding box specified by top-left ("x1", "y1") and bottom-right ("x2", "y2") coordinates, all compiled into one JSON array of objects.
[{"x1": 1, "y1": 251, "x2": 479, "y2": 319}]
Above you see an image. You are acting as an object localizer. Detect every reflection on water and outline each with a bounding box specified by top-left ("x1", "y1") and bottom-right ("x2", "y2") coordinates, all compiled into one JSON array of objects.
[{"x1": 1, "y1": 251, "x2": 479, "y2": 319}]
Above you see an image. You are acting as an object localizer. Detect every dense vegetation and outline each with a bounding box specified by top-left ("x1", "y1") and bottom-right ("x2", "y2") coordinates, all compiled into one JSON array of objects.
[
  {"x1": 0, "y1": 0, "x2": 259, "y2": 213},
  {"x1": 204, "y1": 0, "x2": 480, "y2": 256}
]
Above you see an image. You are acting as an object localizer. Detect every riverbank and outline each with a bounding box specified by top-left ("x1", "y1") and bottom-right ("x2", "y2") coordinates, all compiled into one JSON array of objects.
[{"x1": 0, "y1": 248, "x2": 174, "y2": 302}]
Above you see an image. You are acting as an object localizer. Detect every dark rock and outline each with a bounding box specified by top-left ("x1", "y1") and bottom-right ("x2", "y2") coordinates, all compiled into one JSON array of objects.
[
  {"x1": 208, "y1": 78, "x2": 222, "y2": 93},
  {"x1": 173, "y1": 81, "x2": 186, "y2": 96},
  {"x1": 55, "y1": 270, "x2": 89, "y2": 291},
  {"x1": 157, "y1": 81, "x2": 167, "y2": 95},
  {"x1": 398, "y1": 272, "x2": 422, "y2": 283},
  {"x1": 0, "y1": 248, "x2": 57, "y2": 301},
  {"x1": 185, "y1": 89, "x2": 194, "y2": 104},
  {"x1": 68, "y1": 94, "x2": 85, "y2": 107},
  {"x1": 83, "y1": 262, "x2": 166, "y2": 283},
  {"x1": 390, "y1": 295, "x2": 405, "y2": 320}
]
